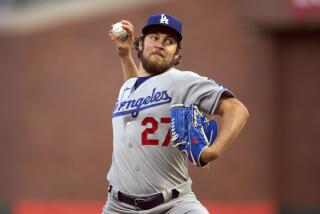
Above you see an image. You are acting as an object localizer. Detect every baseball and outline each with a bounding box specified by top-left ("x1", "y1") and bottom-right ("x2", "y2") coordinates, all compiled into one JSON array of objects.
[{"x1": 112, "y1": 22, "x2": 128, "y2": 40}]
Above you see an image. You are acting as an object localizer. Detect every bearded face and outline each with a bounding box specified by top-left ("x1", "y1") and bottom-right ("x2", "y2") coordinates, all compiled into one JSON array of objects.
[
  {"x1": 139, "y1": 30, "x2": 178, "y2": 75},
  {"x1": 140, "y1": 49, "x2": 175, "y2": 75}
]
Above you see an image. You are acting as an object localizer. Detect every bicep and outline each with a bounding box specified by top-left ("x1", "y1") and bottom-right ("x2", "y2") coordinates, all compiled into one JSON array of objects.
[{"x1": 214, "y1": 97, "x2": 245, "y2": 117}]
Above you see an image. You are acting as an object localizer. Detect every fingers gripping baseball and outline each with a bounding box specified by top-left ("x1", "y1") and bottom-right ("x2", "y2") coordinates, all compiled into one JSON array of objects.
[{"x1": 109, "y1": 20, "x2": 134, "y2": 58}]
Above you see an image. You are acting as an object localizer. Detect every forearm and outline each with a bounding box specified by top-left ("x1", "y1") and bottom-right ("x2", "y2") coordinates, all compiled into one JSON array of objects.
[
  {"x1": 120, "y1": 54, "x2": 138, "y2": 81},
  {"x1": 109, "y1": 20, "x2": 138, "y2": 81},
  {"x1": 201, "y1": 99, "x2": 249, "y2": 163}
]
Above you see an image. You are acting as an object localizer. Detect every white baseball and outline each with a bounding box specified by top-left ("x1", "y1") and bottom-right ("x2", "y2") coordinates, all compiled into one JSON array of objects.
[{"x1": 112, "y1": 22, "x2": 128, "y2": 39}]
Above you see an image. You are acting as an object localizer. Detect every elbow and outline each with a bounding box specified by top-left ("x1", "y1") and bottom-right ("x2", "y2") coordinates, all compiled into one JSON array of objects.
[
  {"x1": 240, "y1": 102, "x2": 249, "y2": 122},
  {"x1": 237, "y1": 100, "x2": 249, "y2": 126},
  {"x1": 228, "y1": 98, "x2": 250, "y2": 123}
]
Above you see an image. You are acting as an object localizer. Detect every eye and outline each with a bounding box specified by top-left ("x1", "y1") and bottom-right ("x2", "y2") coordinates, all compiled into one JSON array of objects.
[
  {"x1": 164, "y1": 38, "x2": 176, "y2": 46},
  {"x1": 149, "y1": 34, "x2": 159, "y2": 41}
]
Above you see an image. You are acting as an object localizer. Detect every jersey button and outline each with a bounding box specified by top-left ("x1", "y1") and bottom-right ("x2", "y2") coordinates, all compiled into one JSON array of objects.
[
  {"x1": 128, "y1": 143, "x2": 133, "y2": 148},
  {"x1": 135, "y1": 166, "x2": 140, "y2": 172},
  {"x1": 126, "y1": 121, "x2": 131, "y2": 126}
]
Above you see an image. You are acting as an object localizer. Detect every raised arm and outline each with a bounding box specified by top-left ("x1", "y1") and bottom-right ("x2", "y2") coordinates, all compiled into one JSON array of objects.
[
  {"x1": 200, "y1": 97, "x2": 249, "y2": 164},
  {"x1": 109, "y1": 20, "x2": 138, "y2": 81}
]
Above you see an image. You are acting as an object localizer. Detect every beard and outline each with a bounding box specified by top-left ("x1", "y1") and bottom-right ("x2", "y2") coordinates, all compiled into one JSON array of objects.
[{"x1": 140, "y1": 52, "x2": 175, "y2": 75}]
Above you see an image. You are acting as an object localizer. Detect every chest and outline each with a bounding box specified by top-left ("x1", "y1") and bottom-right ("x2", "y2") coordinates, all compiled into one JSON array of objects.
[
  {"x1": 112, "y1": 79, "x2": 176, "y2": 146},
  {"x1": 113, "y1": 78, "x2": 175, "y2": 118}
]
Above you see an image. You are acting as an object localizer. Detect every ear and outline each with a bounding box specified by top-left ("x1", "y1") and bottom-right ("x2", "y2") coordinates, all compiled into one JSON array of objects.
[
  {"x1": 173, "y1": 47, "x2": 181, "y2": 65},
  {"x1": 174, "y1": 48, "x2": 181, "y2": 59},
  {"x1": 138, "y1": 40, "x2": 144, "y2": 51}
]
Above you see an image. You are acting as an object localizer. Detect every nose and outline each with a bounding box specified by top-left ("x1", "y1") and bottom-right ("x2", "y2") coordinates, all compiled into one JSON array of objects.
[{"x1": 154, "y1": 39, "x2": 164, "y2": 50}]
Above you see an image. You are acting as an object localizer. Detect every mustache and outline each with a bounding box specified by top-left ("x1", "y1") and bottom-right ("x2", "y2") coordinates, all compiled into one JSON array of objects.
[{"x1": 151, "y1": 51, "x2": 165, "y2": 58}]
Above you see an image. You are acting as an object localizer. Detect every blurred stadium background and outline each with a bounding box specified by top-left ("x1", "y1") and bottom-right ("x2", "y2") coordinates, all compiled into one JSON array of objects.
[{"x1": 1, "y1": 0, "x2": 320, "y2": 213}]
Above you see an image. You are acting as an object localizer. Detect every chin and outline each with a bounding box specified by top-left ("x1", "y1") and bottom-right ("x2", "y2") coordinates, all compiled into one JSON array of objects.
[
  {"x1": 141, "y1": 56, "x2": 173, "y2": 75},
  {"x1": 146, "y1": 64, "x2": 171, "y2": 75}
]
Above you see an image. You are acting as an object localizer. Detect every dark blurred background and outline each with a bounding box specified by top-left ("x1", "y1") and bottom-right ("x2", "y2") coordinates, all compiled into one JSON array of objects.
[{"x1": 1, "y1": 0, "x2": 320, "y2": 213}]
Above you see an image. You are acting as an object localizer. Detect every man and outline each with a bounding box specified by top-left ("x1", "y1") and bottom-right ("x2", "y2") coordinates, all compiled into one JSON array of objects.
[{"x1": 104, "y1": 13, "x2": 249, "y2": 214}]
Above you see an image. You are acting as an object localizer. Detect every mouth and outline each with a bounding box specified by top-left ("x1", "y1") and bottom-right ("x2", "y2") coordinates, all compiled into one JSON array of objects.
[{"x1": 151, "y1": 52, "x2": 165, "y2": 58}]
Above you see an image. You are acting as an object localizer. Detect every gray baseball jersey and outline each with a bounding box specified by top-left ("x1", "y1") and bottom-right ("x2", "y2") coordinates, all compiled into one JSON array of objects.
[{"x1": 107, "y1": 67, "x2": 233, "y2": 195}]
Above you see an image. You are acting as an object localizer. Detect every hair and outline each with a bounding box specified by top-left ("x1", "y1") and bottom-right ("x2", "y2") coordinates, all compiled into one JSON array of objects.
[{"x1": 133, "y1": 35, "x2": 183, "y2": 65}]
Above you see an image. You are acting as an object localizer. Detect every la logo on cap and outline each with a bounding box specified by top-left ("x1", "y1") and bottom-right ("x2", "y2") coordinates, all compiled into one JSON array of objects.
[
  {"x1": 142, "y1": 13, "x2": 182, "y2": 41},
  {"x1": 159, "y1": 14, "x2": 169, "y2": 24}
]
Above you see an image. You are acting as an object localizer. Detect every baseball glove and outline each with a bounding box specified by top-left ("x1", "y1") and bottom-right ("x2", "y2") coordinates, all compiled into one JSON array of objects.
[{"x1": 170, "y1": 104, "x2": 217, "y2": 167}]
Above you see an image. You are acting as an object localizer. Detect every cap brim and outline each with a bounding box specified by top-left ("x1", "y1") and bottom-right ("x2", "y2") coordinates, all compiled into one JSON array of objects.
[{"x1": 142, "y1": 24, "x2": 182, "y2": 41}]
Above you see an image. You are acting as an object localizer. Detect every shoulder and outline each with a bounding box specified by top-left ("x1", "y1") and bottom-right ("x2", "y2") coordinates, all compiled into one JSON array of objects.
[
  {"x1": 167, "y1": 68, "x2": 233, "y2": 95},
  {"x1": 165, "y1": 67, "x2": 203, "y2": 80},
  {"x1": 119, "y1": 77, "x2": 137, "y2": 93},
  {"x1": 166, "y1": 68, "x2": 219, "y2": 87}
]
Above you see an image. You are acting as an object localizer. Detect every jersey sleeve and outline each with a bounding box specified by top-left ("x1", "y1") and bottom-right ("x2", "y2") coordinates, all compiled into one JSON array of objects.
[{"x1": 179, "y1": 72, "x2": 234, "y2": 115}]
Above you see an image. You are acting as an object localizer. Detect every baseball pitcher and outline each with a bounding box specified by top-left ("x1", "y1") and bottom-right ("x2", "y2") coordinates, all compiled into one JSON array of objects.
[{"x1": 103, "y1": 13, "x2": 249, "y2": 214}]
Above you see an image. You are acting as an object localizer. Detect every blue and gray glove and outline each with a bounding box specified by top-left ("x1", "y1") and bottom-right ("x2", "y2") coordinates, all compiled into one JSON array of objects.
[{"x1": 170, "y1": 104, "x2": 217, "y2": 167}]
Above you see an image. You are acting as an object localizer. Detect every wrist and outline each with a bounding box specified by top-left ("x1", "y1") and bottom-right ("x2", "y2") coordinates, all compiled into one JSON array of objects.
[
  {"x1": 117, "y1": 45, "x2": 133, "y2": 58},
  {"x1": 200, "y1": 145, "x2": 219, "y2": 164},
  {"x1": 120, "y1": 53, "x2": 133, "y2": 61}
]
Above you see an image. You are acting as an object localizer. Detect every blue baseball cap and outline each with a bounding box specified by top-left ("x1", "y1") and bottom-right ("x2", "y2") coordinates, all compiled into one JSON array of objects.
[{"x1": 142, "y1": 13, "x2": 182, "y2": 41}]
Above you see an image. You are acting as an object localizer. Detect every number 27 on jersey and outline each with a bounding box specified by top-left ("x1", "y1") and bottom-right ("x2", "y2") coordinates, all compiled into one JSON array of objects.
[{"x1": 141, "y1": 117, "x2": 171, "y2": 146}]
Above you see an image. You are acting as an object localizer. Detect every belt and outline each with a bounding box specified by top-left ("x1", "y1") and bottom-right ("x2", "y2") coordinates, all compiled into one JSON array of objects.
[{"x1": 108, "y1": 185, "x2": 179, "y2": 210}]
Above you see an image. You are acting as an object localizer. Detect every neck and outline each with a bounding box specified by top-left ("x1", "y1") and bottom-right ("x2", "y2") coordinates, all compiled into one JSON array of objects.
[
  {"x1": 137, "y1": 63, "x2": 152, "y2": 77},
  {"x1": 137, "y1": 63, "x2": 173, "y2": 77}
]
